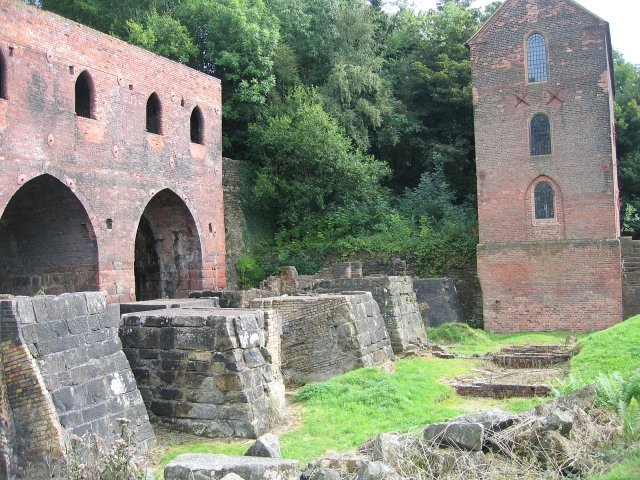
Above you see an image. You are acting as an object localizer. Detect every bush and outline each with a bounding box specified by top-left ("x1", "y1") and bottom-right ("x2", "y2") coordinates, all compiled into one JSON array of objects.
[
  {"x1": 236, "y1": 253, "x2": 265, "y2": 289},
  {"x1": 427, "y1": 323, "x2": 489, "y2": 345}
]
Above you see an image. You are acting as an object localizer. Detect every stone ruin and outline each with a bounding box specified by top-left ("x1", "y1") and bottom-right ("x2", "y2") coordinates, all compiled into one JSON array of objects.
[
  {"x1": 120, "y1": 307, "x2": 285, "y2": 438},
  {"x1": 251, "y1": 293, "x2": 395, "y2": 384},
  {"x1": 0, "y1": 261, "x2": 467, "y2": 477},
  {"x1": 0, "y1": 293, "x2": 154, "y2": 479}
]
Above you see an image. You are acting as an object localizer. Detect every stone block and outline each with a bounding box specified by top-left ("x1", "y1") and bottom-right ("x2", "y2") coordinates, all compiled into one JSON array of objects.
[
  {"x1": 424, "y1": 422, "x2": 485, "y2": 452},
  {"x1": 165, "y1": 454, "x2": 300, "y2": 480}
]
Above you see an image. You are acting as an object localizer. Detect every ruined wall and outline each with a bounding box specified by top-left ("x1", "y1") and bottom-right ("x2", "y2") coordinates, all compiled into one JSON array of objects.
[
  {"x1": 222, "y1": 158, "x2": 247, "y2": 290},
  {"x1": 621, "y1": 236, "x2": 640, "y2": 319},
  {"x1": 0, "y1": 293, "x2": 154, "y2": 479},
  {"x1": 312, "y1": 277, "x2": 426, "y2": 354},
  {"x1": 120, "y1": 308, "x2": 284, "y2": 438},
  {"x1": 413, "y1": 278, "x2": 464, "y2": 328},
  {"x1": 0, "y1": 1, "x2": 225, "y2": 302},
  {"x1": 251, "y1": 293, "x2": 395, "y2": 384},
  {"x1": 468, "y1": 0, "x2": 622, "y2": 331}
]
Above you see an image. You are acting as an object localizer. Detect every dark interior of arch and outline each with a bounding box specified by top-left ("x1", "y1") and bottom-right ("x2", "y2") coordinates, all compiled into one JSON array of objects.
[
  {"x1": 190, "y1": 106, "x2": 203, "y2": 144},
  {"x1": 0, "y1": 175, "x2": 99, "y2": 295},
  {"x1": 146, "y1": 93, "x2": 161, "y2": 134},
  {"x1": 134, "y1": 189, "x2": 203, "y2": 301},
  {"x1": 0, "y1": 51, "x2": 6, "y2": 100},
  {"x1": 75, "y1": 71, "x2": 92, "y2": 118}
]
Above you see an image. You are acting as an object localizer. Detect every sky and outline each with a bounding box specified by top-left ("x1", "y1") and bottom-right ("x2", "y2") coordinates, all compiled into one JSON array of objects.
[{"x1": 409, "y1": 0, "x2": 640, "y2": 65}]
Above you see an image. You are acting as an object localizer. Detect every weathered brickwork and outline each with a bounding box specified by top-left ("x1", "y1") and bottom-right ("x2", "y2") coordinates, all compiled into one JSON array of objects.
[
  {"x1": 0, "y1": 1, "x2": 225, "y2": 302},
  {"x1": 0, "y1": 293, "x2": 154, "y2": 479},
  {"x1": 251, "y1": 294, "x2": 395, "y2": 384},
  {"x1": 120, "y1": 308, "x2": 285, "y2": 438},
  {"x1": 468, "y1": 0, "x2": 622, "y2": 331}
]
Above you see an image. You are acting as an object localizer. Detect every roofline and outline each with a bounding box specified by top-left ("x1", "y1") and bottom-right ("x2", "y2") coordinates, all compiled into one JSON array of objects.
[{"x1": 466, "y1": 0, "x2": 610, "y2": 48}]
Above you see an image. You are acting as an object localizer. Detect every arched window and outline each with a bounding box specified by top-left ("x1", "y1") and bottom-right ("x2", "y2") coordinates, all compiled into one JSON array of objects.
[
  {"x1": 146, "y1": 93, "x2": 162, "y2": 134},
  {"x1": 0, "y1": 50, "x2": 7, "y2": 100},
  {"x1": 190, "y1": 106, "x2": 204, "y2": 144},
  {"x1": 527, "y1": 33, "x2": 548, "y2": 83},
  {"x1": 530, "y1": 114, "x2": 551, "y2": 156},
  {"x1": 75, "y1": 71, "x2": 94, "y2": 118},
  {"x1": 534, "y1": 181, "x2": 555, "y2": 219}
]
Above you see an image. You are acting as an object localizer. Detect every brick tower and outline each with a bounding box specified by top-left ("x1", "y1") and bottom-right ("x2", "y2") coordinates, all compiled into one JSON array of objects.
[{"x1": 467, "y1": 0, "x2": 622, "y2": 331}]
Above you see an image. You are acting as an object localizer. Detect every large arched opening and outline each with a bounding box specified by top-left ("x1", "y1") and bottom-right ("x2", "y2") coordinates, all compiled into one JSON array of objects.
[
  {"x1": 0, "y1": 175, "x2": 99, "y2": 295},
  {"x1": 134, "y1": 189, "x2": 203, "y2": 300}
]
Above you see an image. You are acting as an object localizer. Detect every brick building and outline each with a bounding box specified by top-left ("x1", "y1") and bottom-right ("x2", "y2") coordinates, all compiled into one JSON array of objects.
[
  {"x1": 0, "y1": 0, "x2": 225, "y2": 303},
  {"x1": 468, "y1": 0, "x2": 622, "y2": 331}
]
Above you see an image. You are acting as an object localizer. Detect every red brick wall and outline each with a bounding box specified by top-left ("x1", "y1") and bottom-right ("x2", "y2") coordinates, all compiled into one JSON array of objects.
[
  {"x1": 478, "y1": 240, "x2": 622, "y2": 332},
  {"x1": 0, "y1": 0, "x2": 225, "y2": 302},
  {"x1": 468, "y1": 0, "x2": 622, "y2": 331}
]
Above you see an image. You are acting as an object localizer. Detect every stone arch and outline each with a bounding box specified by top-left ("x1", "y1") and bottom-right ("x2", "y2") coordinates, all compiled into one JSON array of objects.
[
  {"x1": 0, "y1": 174, "x2": 99, "y2": 295},
  {"x1": 524, "y1": 176, "x2": 565, "y2": 240},
  {"x1": 134, "y1": 189, "x2": 203, "y2": 300}
]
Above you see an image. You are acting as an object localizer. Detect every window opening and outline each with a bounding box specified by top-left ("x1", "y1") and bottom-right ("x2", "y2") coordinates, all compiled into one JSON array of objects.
[
  {"x1": 190, "y1": 106, "x2": 204, "y2": 144},
  {"x1": 534, "y1": 181, "x2": 555, "y2": 219},
  {"x1": 527, "y1": 33, "x2": 548, "y2": 83},
  {"x1": 0, "y1": 50, "x2": 7, "y2": 100},
  {"x1": 75, "y1": 71, "x2": 93, "y2": 118},
  {"x1": 146, "y1": 93, "x2": 161, "y2": 134},
  {"x1": 530, "y1": 114, "x2": 551, "y2": 156}
]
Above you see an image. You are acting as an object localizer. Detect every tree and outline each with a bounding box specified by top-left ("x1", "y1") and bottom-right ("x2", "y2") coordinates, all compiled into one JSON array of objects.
[
  {"x1": 247, "y1": 88, "x2": 389, "y2": 226},
  {"x1": 614, "y1": 52, "x2": 640, "y2": 234}
]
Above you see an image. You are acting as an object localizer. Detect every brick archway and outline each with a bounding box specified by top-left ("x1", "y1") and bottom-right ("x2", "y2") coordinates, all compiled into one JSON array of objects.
[
  {"x1": 0, "y1": 174, "x2": 99, "y2": 295},
  {"x1": 134, "y1": 189, "x2": 203, "y2": 300}
]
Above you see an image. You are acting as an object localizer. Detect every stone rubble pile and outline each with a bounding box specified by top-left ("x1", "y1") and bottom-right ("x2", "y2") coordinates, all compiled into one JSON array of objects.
[{"x1": 165, "y1": 385, "x2": 609, "y2": 480}]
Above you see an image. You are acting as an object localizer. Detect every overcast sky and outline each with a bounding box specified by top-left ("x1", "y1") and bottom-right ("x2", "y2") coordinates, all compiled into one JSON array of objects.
[{"x1": 408, "y1": 0, "x2": 639, "y2": 65}]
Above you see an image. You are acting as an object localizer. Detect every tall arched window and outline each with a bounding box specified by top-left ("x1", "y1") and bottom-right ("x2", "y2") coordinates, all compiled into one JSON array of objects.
[
  {"x1": 190, "y1": 106, "x2": 204, "y2": 144},
  {"x1": 75, "y1": 70, "x2": 94, "y2": 118},
  {"x1": 146, "y1": 93, "x2": 162, "y2": 134},
  {"x1": 534, "y1": 181, "x2": 555, "y2": 219},
  {"x1": 0, "y1": 50, "x2": 7, "y2": 100},
  {"x1": 527, "y1": 33, "x2": 548, "y2": 83},
  {"x1": 530, "y1": 114, "x2": 551, "y2": 156}
]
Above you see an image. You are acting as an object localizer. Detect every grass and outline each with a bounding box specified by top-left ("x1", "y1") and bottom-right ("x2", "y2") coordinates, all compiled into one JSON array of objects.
[
  {"x1": 427, "y1": 323, "x2": 577, "y2": 355},
  {"x1": 280, "y1": 358, "x2": 473, "y2": 463},
  {"x1": 156, "y1": 324, "x2": 620, "y2": 475},
  {"x1": 570, "y1": 315, "x2": 640, "y2": 383}
]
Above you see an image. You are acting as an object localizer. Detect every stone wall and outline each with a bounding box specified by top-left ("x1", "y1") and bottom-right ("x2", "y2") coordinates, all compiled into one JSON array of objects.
[
  {"x1": 413, "y1": 278, "x2": 464, "y2": 328},
  {"x1": 222, "y1": 158, "x2": 247, "y2": 290},
  {"x1": 312, "y1": 277, "x2": 427, "y2": 354},
  {"x1": 0, "y1": 293, "x2": 154, "y2": 479},
  {"x1": 621, "y1": 236, "x2": 640, "y2": 319},
  {"x1": 120, "y1": 308, "x2": 284, "y2": 438},
  {"x1": 251, "y1": 293, "x2": 394, "y2": 384}
]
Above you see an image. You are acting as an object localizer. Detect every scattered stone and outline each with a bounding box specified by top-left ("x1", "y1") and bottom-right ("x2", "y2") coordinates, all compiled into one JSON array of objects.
[
  {"x1": 221, "y1": 474, "x2": 245, "y2": 480},
  {"x1": 451, "y1": 409, "x2": 519, "y2": 433},
  {"x1": 308, "y1": 468, "x2": 341, "y2": 480},
  {"x1": 355, "y1": 461, "x2": 401, "y2": 480},
  {"x1": 308, "y1": 452, "x2": 370, "y2": 473},
  {"x1": 423, "y1": 422, "x2": 484, "y2": 452},
  {"x1": 423, "y1": 450, "x2": 487, "y2": 477},
  {"x1": 245, "y1": 433, "x2": 281, "y2": 458},
  {"x1": 359, "y1": 432, "x2": 410, "y2": 463},
  {"x1": 542, "y1": 409, "x2": 574, "y2": 437},
  {"x1": 164, "y1": 454, "x2": 300, "y2": 480},
  {"x1": 536, "y1": 384, "x2": 598, "y2": 415}
]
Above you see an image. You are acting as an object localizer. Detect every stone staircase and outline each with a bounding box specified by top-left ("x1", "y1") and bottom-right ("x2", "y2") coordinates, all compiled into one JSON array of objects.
[{"x1": 621, "y1": 236, "x2": 640, "y2": 318}]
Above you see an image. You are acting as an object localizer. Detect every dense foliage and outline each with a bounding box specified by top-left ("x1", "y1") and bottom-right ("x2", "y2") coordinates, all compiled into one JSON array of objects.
[{"x1": 39, "y1": 0, "x2": 640, "y2": 279}]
